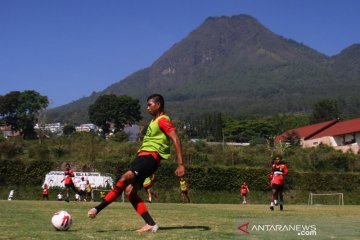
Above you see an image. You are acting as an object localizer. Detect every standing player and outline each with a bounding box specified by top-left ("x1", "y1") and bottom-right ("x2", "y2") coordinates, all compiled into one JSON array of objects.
[
  {"x1": 143, "y1": 174, "x2": 157, "y2": 203},
  {"x1": 57, "y1": 192, "x2": 63, "y2": 201},
  {"x1": 88, "y1": 94, "x2": 185, "y2": 233},
  {"x1": 85, "y1": 180, "x2": 93, "y2": 202},
  {"x1": 240, "y1": 182, "x2": 250, "y2": 204},
  {"x1": 179, "y1": 177, "x2": 190, "y2": 203},
  {"x1": 270, "y1": 156, "x2": 288, "y2": 211},
  {"x1": 42, "y1": 184, "x2": 49, "y2": 200},
  {"x1": 61, "y1": 163, "x2": 79, "y2": 202},
  {"x1": 78, "y1": 177, "x2": 87, "y2": 201}
]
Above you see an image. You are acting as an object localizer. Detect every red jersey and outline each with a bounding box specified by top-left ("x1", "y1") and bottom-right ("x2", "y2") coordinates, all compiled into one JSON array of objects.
[
  {"x1": 43, "y1": 187, "x2": 49, "y2": 195},
  {"x1": 64, "y1": 169, "x2": 75, "y2": 184},
  {"x1": 271, "y1": 163, "x2": 288, "y2": 185},
  {"x1": 240, "y1": 184, "x2": 248, "y2": 194}
]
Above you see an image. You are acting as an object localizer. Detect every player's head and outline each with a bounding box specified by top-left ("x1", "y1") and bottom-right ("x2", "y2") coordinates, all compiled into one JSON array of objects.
[
  {"x1": 147, "y1": 94, "x2": 164, "y2": 115},
  {"x1": 274, "y1": 156, "x2": 282, "y2": 164},
  {"x1": 243, "y1": 181, "x2": 246, "y2": 185},
  {"x1": 66, "y1": 163, "x2": 70, "y2": 169},
  {"x1": 81, "y1": 177, "x2": 84, "y2": 181}
]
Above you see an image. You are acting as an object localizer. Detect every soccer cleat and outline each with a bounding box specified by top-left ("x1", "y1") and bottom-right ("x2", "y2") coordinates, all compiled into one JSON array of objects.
[
  {"x1": 135, "y1": 224, "x2": 159, "y2": 233},
  {"x1": 280, "y1": 204, "x2": 283, "y2": 211},
  {"x1": 274, "y1": 200, "x2": 278, "y2": 206},
  {"x1": 270, "y1": 206, "x2": 274, "y2": 211},
  {"x1": 88, "y1": 208, "x2": 98, "y2": 218}
]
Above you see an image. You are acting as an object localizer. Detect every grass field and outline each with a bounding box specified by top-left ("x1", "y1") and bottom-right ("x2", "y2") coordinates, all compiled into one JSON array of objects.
[{"x1": 0, "y1": 200, "x2": 359, "y2": 240}]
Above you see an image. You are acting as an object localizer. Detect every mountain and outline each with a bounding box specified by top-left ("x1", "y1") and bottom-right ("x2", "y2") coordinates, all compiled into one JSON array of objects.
[{"x1": 47, "y1": 14, "x2": 360, "y2": 124}]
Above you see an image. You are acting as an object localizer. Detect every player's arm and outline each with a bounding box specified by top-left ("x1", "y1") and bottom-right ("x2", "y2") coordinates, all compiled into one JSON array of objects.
[
  {"x1": 158, "y1": 117, "x2": 185, "y2": 177},
  {"x1": 283, "y1": 165, "x2": 289, "y2": 176},
  {"x1": 167, "y1": 130, "x2": 185, "y2": 177}
]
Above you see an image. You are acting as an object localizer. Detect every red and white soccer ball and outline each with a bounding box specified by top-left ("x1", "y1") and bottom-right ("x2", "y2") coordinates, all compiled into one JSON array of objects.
[{"x1": 51, "y1": 210, "x2": 72, "y2": 231}]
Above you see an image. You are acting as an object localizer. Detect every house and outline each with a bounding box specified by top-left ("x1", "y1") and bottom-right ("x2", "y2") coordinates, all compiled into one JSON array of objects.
[
  {"x1": 75, "y1": 123, "x2": 99, "y2": 132},
  {"x1": 0, "y1": 125, "x2": 20, "y2": 138},
  {"x1": 34, "y1": 122, "x2": 63, "y2": 135},
  {"x1": 123, "y1": 124, "x2": 141, "y2": 142},
  {"x1": 275, "y1": 118, "x2": 360, "y2": 154}
]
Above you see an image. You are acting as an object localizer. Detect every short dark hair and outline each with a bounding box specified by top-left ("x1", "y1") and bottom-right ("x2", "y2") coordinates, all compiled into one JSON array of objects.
[{"x1": 147, "y1": 94, "x2": 164, "y2": 111}]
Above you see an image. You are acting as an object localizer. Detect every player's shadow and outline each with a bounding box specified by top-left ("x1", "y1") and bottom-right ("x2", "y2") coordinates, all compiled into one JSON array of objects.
[
  {"x1": 96, "y1": 226, "x2": 210, "y2": 233},
  {"x1": 160, "y1": 226, "x2": 210, "y2": 231}
]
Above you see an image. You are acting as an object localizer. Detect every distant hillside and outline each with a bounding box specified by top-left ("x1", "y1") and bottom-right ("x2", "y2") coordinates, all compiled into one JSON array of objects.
[{"x1": 47, "y1": 14, "x2": 360, "y2": 124}]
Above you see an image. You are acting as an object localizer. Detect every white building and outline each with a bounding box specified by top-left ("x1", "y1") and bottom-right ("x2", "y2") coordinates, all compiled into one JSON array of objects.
[
  {"x1": 75, "y1": 123, "x2": 99, "y2": 132},
  {"x1": 34, "y1": 122, "x2": 63, "y2": 135}
]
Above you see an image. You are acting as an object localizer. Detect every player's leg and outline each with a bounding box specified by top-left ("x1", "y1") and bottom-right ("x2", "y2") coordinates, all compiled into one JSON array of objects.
[
  {"x1": 65, "y1": 186, "x2": 70, "y2": 202},
  {"x1": 88, "y1": 154, "x2": 158, "y2": 219},
  {"x1": 270, "y1": 185, "x2": 277, "y2": 211},
  {"x1": 125, "y1": 184, "x2": 158, "y2": 232},
  {"x1": 88, "y1": 170, "x2": 134, "y2": 218},
  {"x1": 185, "y1": 191, "x2": 190, "y2": 203},
  {"x1": 279, "y1": 185, "x2": 284, "y2": 211},
  {"x1": 126, "y1": 155, "x2": 159, "y2": 232},
  {"x1": 70, "y1": 183, "x2": 79, "y2": 195},
  {"x1": 146, "y1": 188, "x2": 152, "y2": 203},
  {"x1": 152, "y1": 189, "x2": 158, "y2": 200}
]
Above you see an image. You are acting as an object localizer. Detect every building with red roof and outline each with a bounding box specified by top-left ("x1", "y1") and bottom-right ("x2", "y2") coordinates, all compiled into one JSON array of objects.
[
  {"x1": 275, "y1": 117, "x2": 360, "y2": 154},
  {"x1": 0, "y1": 125, "x2": 20, "y2": 138}
]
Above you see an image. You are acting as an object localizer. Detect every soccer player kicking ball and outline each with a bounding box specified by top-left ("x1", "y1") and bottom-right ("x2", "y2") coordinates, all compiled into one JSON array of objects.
[
  {"x1": 270, "y1": 156, "x2": 288, "y2": 211},
  {"x1": 88, "y1": 94, "x2": 185, "y2": 233}
]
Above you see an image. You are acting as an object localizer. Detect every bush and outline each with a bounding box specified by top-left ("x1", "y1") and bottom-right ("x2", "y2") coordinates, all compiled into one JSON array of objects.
[
  {"x1": 0, "y1": 139, "x2": 24, "y2": 159},
  {"x1": 110, "y1": 131, "x2": 129, "y2": 142}
]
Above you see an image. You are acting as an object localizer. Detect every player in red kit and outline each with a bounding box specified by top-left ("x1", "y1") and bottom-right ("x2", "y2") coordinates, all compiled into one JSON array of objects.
[
  {"x1": 270, "y1": 156, "x2": 288, "y2": 211},
  {"x1": 62, "y1": 163, "x2": 79, "y2": 202},
  {"x1": 42, "y1": 183, "x2": 49, "y2": 200},
  {"x1": 240, "y1": 182, "x2": 250, "y2": 204}
]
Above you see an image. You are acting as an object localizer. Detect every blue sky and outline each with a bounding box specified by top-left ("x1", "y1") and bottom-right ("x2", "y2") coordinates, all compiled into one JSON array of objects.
[{"x1": 1, "y1": 0, "x2": 359, "y2": 108}]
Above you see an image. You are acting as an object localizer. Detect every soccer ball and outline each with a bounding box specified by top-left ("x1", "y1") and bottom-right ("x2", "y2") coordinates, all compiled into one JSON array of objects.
[{"x1": 51, "y1": 210, "x2": 72, "y2": 231}]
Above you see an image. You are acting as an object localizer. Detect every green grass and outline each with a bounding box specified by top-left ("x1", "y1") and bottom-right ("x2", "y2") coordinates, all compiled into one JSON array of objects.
[{"x1": 0, "y1": 200, "x2": 359, "y2": 240}]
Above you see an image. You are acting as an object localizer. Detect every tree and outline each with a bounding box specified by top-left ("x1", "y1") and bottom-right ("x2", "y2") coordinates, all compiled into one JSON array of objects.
[
  {"x1": 222, "y1": 116, "x2": 276, "y2": 143},
  {"x1": 184, "y1": 112, "x2": 224, "y2": 141},
  {"x1": 88, "y1": 94, "x2": 142, "y2": 134},
  {"x1": 311, "y1": 99, "x2": 341, "y2": 123},
  {"x1": 63, "y1": 125, "x2": 76, "y2": 135},
  {"x1": 0, "y1": 90, "x2": 49, "y2": 139},
  {"x1": 110, "y1": 131, "x2": 129, "y2": 142}
]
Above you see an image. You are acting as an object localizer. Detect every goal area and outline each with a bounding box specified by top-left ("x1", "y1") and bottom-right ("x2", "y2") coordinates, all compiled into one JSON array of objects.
[{"x1": 308, "y1": 192, "x2": 344, "y2": 205}]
